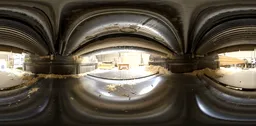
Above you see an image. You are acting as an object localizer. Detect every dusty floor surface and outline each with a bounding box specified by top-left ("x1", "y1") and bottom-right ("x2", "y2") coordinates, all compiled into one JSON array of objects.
[{"x1": 187, "y1": 67, "x2": 256, "y2": 89}]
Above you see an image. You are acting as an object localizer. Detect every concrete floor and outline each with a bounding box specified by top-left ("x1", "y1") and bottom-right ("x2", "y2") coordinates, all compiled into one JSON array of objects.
[
  {"x1": 216, "y1": 68, "x2": 256, "y2": 89},
  {"x1": 0, "y1": 69, "x2": 32, "y2": 89},
  {"x1": 0, "y1": 70, "x2": 24, "y2": 89}
]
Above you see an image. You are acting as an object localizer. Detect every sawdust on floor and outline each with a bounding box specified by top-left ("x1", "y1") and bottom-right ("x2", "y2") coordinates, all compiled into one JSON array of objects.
[
  {"x1": 145, "y1": 65, "x2": 170, "y2": 75},
  {"x1": 106, "y1": 84, "x2": 118, "y2": 92},
  {"x1": 2, "y1": 72, "x2": 89, "y2": 90},
  {"x1": 186, "y1": 68, "x2": 236, "y2": 78},
  {"x1": 105, "y1": 83, "x2": 136, "y2": 98},
  {"x1": 28, "y1": 87, "x2": 39, "y2": 94}
]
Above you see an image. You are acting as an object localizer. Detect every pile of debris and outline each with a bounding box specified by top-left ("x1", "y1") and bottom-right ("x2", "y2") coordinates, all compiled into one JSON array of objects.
[
  {"x1": 186, "y1": 68, "x2": 236, "y2": 78},
  {"x1": 145, "y1": 65, "x2": 170, "y2": 75}
]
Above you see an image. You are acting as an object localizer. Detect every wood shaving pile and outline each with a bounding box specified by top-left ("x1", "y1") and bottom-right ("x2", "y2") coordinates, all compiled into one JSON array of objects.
[
  {"x1": 38, "y1": 73, "x2": 88, "y2": 79},
  {"x1": 106, "y1": 84, "x2": 118, "y2": 92},
  {"x1": 22, "y1": 78, "x2": 39, "y2": 87},
  {"x1": 28, "y1": 87, "x2": 39, "y2": 94},
  {"x1": 37, "y1": 74, "x2": 75, "y2": 79},
  {"x1": 105, "y1": 84, "x2": 136, "y2": 99},
  {"x1": 186, "y1": 68, "x2": 235, "y2": 78},
  {"x1": 21, "y1": 74, "x2": 34, "y2": 81},
  {"x1": 16, "y1": 73, "x2": 88, "y2": 87},
  {"x1": 0, "y1": 68, "x2": 90, "y2": 90},
  {"x1": 145, "y1": 65, "x2": 170, "y2": 75}
]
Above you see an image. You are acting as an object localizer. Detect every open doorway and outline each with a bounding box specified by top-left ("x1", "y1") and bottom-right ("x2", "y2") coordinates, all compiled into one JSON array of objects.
[
  {"x1": 80, "y1": 49, "x2": 170, "y2": 80},
  {"x1": 0, "y1": 51, "x2": 34, "y2": 90},
  {"x1": 214, "y1": 50, "x2": 256, "y2": 89}
]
